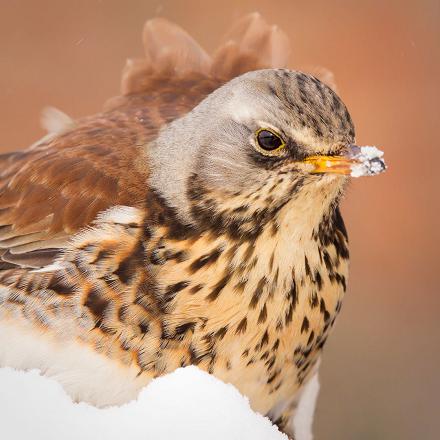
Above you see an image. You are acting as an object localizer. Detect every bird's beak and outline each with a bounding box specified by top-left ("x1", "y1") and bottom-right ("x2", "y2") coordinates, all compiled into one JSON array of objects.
[{"x1": 304, "y1": 145, "x2": 386, "y2": 177}]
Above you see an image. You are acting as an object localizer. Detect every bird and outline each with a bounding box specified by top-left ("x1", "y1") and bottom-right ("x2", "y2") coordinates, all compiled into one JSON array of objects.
[{"x1": 0, "y1": 13, "x2": 385, "y2": 439}]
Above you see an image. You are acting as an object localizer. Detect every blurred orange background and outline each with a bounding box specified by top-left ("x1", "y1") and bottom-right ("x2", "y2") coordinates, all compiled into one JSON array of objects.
[{"x1": 0, "y1": 1, "x2": 438, "y2": 438}]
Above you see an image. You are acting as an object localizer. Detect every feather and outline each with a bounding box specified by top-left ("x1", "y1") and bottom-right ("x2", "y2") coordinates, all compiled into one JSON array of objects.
[
  {"x1": 143, "y1": 18, "x2": 211, "y2": 75},
  {"x1": 122, "y1": 18, "x2": 211, "y2": 95},
  {"x1": 122, "y1": 13, "x2": 291, "y2": 95},
  {"x1": 211, "y1": 12, "x2": 290, "y2": 78}
]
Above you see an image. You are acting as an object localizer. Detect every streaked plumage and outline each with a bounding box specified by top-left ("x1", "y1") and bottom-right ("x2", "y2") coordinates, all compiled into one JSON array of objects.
[{"x1": 0, "y1": 14, "x2": 371, "y2": 439}]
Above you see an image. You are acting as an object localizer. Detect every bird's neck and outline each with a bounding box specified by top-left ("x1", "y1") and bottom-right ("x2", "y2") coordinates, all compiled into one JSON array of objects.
[
  {"x1": 146, "y1": 179, "x2": 348, "y2": 322},
  {"x1": 265, "y1": 179, "x2": 345, "y2": 283}
]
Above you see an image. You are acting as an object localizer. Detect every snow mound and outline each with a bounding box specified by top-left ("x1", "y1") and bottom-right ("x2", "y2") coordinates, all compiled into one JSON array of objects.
[{"x1": 0, "y1": 366, "x2": 286, "y2": 440}]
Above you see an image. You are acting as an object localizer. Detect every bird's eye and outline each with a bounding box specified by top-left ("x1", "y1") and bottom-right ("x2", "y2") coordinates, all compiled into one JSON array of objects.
[{"x1": 255, "y1": 129, "x2": 285, "y2": 154}]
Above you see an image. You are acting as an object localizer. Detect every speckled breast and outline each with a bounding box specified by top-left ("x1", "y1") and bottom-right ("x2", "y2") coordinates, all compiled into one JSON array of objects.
[{"x1": 134, "y1": 206, "x2": 349, "y2": 416}]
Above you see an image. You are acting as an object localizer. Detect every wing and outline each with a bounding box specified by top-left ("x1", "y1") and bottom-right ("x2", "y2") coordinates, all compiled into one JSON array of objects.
[
  {"x1": 0, "y1": 13, "x2": 290, "y2": 271},
  {"x1": 0, "y1": 114, "x2": 149, "y2": 268}
]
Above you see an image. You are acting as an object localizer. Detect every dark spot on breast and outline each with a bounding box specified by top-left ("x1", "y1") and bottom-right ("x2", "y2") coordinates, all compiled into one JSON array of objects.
[
  {"x1": 188, "y1": 247, "x2": 223, "y2": 273},
  {"x1": 139, "y1": 322, "x2": 150, "y2": 334},
  {"x1": 189, "y1": 283, "x2": 204, "y2": 294},
  {"x1": 171, "y1": 250, "x2": 188, "y2": 263},
  {"x1": 299, "y1": 360, "x2": 311, "y2": 374},
  {"x1": 249, "y1": 277, "x2": 267, "y2": 309},
  {"x1": 113, "y1": 242, "x2": 144, "y2": 284},
  {"x1": 336, "y1": 274, "x2": 347, "y2": 291},
  {"x1": 117, "y1": 305, "x2": 128, "y2": 322},
  {"x1": 234, "y1": 279, "x2": 247, "y2": 294},
  {"x1": 235, "y1": 317, "x2": 247, "y2": 335},
  {"x1": 301, "y1": 316, "x2": 310, "y2": 334},
  {"x1": 315, "y1": 270, "x2": 323, "y2": 290},
  {"x1": 84, "y1": 288, "x2": 109, "y2": 324},
  {"x1": 189, "y1": 346, "x2": 201, "y2": 365},
  {"x1": 267, "y1": 369, "x2": 281, "y2": 384},
  {"x1": 304, "y1": 255, "x2": 311, "y2": 277},
  {"x1": 309, "y1": 291, "x2": 319, "y2": 308},
  {"x1": 272, "y1": 268, "x2": 279, "y2": 286},
  {"x1": 322, "y1": 250, "x2": 333, "y2": 272},
  {"x1": 307, "y1": 330, "x2": 315, "y2": 345},
  {"x1": 258, "y1": 304, "x2": 268, "y2": 324},
  {"x1": 285, "y1": 302, "x2": 294, "y2": 325},
  {"x1": 302, "y1": 347, "x2": 312, "y2": 359},
  {"x1": 215, "y1": 326, "x2": 228, "y2": 340},
  {"x1": 272, "y1": 381, "x2": 283, "y2": 393},
  {"x1": 256, "y1": 330, "x2": 269, "y2": 350},
  {"x1": 120, "y1": 340, "x2": 131, "y2": 351},
  {"x1": 260, "y1": 350, "x2": 269, "y2": 360},
  {"x1": 265, "y1": 355, "x2": 276, "y2": 371},
  {"x1": 175, "y1": 321, "x2": 196, "y2": 337},
  {"x1": 150, "y1": 248, "x2": 166, "y2": 265},
  {"x1": 334, "y1": 235, "x2": 350, "y2": 260},
  {"x1": 163, "y1": 280, "x2": 190, "y2": 304},
  {"x1": 206, "y1": 273, "x2": 230, "y2": 302},
  {"x1": 201, "y1": 333, "x2": 213, "y2": 343},
  {"x1": 269, "y1": 252, "x2": 275, "y2": 271},
  {"x1": 46, "y1": 274, "x2": 75, "y2": 296},
  {"x1": 288, "y1": 279, "x2": 298, "y2": 306},
  {"x1": 317, "y1": 335, "x2": 328, "y2": 350},
  {"x1": 276, "y1": 319, "x2": 283, "y2": 331}
]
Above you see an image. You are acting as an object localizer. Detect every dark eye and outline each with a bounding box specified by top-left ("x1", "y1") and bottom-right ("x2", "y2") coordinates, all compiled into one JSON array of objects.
[{"x1": 256, "y1": 129, "x2": 285, "y2": 153}]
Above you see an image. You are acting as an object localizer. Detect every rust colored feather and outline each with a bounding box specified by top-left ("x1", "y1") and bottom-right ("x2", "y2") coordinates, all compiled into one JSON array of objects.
[
  {"x1": 120, "y1": 12, "x2": 290, "y2": 96},
  {"x1": 211, "y1": 12, "x2": 290, "y2": 79}
]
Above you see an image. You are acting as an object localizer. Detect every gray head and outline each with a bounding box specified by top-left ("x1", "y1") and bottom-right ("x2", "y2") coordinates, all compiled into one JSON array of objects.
[{"x1": 147, "y1": 69, "x2": 355, "y2": 231}]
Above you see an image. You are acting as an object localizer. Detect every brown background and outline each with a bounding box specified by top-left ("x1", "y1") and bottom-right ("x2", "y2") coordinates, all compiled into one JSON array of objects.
[{"x1": 0, "y1": 1, "x2": 438, "y2": 438}]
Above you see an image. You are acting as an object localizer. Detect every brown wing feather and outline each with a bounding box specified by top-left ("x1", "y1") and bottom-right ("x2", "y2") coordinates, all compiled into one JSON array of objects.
[
  {"x1": 0, "y1": 14, "x2": 291, "y2": 269},
  {"x1": 0, "y1": 112, "x2": 150, "y2": 268}
]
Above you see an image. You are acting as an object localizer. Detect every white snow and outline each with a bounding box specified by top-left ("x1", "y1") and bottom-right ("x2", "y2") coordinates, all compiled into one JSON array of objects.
[
  {"x1": 350, "y1": 146, "x2": 386, "y2": 177},
  {"x1": 0, "y1": 366, "x2": 287, "y2": 440}
]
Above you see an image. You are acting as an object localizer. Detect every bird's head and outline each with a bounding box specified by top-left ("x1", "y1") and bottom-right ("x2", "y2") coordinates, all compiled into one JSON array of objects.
[{"x1": 148, "y1": 69, "x2": 375, "y2": 235}]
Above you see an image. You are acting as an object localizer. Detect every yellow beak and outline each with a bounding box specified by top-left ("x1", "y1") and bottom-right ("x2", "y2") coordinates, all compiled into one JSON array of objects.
[
  {"x1": 304, "y1": 145, "x2": 386, "y2": 177},
  {"x1": 304, "y1": 155, "x2": 354, "y2": 175}
]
